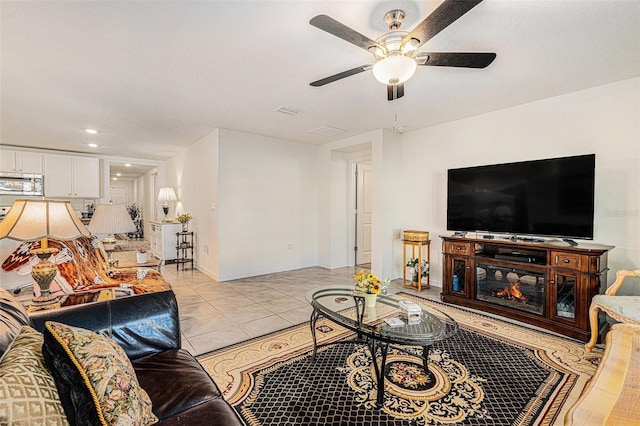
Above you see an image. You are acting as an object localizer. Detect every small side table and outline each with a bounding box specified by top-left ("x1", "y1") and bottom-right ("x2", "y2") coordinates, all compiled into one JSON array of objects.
[
  {"x1": 111, "y1": 251, "x2": 162, "y2": 272},
  {"x1": 402, "y1": 236, "x2": 430, "y2": 291},
  {"x1": 176, "y1": 232, "x2": 194, "y2": 271}
]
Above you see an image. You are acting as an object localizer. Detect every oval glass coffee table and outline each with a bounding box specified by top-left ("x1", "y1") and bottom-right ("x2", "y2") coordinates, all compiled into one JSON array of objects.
[{"x1": 306, "y1": 285, "x2": 459, "y2": 406}]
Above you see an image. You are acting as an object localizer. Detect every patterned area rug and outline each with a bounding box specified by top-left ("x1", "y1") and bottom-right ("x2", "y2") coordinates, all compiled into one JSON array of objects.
[{"x1": 197, "y1": 293, "x2": 602, "y2": 425}]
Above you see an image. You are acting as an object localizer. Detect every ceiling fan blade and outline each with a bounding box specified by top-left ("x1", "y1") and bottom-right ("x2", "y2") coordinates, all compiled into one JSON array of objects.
[
  {"x1": 310, "y1": 15, "x2": 385, "y2": 54},
  {"x1": 310, "y1": 65, "x2": 372, "y2": 87},
  {"x1": 402, "y1": 0, "x2": 484, "y2": 50},
  {"x1": 416, "y1": 52, "x2": 496, "y2": 68},
  {"x1": 386, "y1": 83, "x2": 405, "y2": 101}
]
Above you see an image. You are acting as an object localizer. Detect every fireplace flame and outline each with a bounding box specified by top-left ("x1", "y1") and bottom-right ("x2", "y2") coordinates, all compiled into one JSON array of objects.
[{"x1": 495, "y1": 281, "x2": 529, "y2": 302}]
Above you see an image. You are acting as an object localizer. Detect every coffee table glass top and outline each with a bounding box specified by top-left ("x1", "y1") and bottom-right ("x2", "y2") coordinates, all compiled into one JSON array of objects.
[
  {"x1": 306, "y1": 286, "x2": 458, "y2": 346},
  {"x1": 111, "y1": 251, "x2": 161, "y2": 270}
]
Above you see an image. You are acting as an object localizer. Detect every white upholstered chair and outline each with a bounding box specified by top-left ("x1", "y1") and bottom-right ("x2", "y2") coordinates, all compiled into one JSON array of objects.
[{"x1": 585, "y1": 269, "x2": 640, "y2": 352}]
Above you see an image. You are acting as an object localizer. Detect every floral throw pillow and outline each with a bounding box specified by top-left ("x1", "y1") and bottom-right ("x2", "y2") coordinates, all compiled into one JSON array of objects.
[
  {"x1": 0, "y1": 326, "x2": 69, "y2": 426},
  {"x1": 42, "y1": 321, "x2": 158, "y2": 426}
]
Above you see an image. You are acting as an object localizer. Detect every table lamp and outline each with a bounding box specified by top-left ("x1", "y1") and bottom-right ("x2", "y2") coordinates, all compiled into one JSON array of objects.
[
  {"x1": 87, "y1": 204, "x2": 136, "y2": 264},
  {"x1": 0, "y1": 199, "x2": 91, "y2": 308},
  {"x1": 158, "y1": 187, "x2": 177, "y2": 222}
]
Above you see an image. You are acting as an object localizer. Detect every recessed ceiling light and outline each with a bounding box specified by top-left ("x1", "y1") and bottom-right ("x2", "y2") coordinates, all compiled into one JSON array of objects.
[
  {"x1": 116, "y1": 173, "x2": 122, "y2": 177},
  {"x1": 88, "y1": 143, "x2": 98, "y2": 148},
  {"x1": 112, "y1": 177, "x2": 117, "y2": 181},
  {"x1": 125, "y1": 163, "x2": 131, "y2": 167},
  {"x1": 85, "y1": 129, "x2": 99, "y2": 134}
]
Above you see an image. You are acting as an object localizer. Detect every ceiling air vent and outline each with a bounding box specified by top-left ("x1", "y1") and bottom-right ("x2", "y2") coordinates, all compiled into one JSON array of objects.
[
  {"x1": 309, "y1": 126, "x2": 345, "y2": 137},
  {"x1": 275, "y1": 106, "x2": 303, "y2": 116}
]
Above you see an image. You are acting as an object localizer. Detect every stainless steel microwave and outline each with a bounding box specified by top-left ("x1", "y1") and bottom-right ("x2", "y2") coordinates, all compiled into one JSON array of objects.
[{"x1": 0, "y1": 172, "x2": 44, "y2": 195}]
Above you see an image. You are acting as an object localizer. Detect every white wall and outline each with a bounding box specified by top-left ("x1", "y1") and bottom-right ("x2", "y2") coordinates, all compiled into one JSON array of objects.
[
  {"x1": 328, "y1": 151, "x2": 350, "y2": 268},
  {"x1": 217, "y1": 129, "x2": 317, "y2": 280},
  {"x1": 166, "y1": 130, "x2": 219, "y2": 278},
  {"x1": 400, "y1": 77, "x2": 640, "y2": 289},
  {"x1": 374, "y1": 129, "x2": 405, "y2": 280},
  {"x1": 167, "y1": 128, "x2": 317, "y2": 281}
]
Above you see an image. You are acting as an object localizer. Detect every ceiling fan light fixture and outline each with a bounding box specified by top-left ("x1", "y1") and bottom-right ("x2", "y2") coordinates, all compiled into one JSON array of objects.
[
  {"x1": 372, "y1": 54, "x2": 417, "y2": 85},
  {"x1": 368, "y1": 45, "x2": 386, "y2": 58},
  {"x1": 401, "y1": 38, "x2": 420, "y2": 55}
]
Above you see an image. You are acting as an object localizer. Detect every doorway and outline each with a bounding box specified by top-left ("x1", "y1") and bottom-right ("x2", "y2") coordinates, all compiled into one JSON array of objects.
[
  {"x1": 355, "y1": 162, "x2": 372, "y2": 266},
  {"x1": 108, "y1": 161, "x2": 158, "y2": 239}
]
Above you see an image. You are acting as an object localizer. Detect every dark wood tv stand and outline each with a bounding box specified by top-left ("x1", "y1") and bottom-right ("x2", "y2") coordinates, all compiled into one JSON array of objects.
[{"x1": 440, "y1": 235, "x2": 614, "y2": 341}]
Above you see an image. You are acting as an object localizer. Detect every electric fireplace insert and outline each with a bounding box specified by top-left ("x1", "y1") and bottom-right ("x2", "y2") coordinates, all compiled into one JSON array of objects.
[{"x1": 476, "y1": 263, "x2": 545, "y2": 316}]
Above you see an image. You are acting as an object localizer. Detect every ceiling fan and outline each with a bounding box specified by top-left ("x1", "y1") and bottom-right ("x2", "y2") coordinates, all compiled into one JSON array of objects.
[{"x1": 309, "y1": 0, "x2": 496, "y2": 100}]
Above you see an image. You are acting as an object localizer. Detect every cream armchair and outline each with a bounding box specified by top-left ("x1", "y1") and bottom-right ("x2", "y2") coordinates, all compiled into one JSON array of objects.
[{"x1": 585, "y1": 269, "x2": 640, "y2": 352}]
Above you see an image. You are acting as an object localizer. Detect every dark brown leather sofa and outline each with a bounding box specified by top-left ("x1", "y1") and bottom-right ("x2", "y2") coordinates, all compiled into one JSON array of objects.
[{"x1": 1, "y1": 288, "x2": 242, "y2": 425}]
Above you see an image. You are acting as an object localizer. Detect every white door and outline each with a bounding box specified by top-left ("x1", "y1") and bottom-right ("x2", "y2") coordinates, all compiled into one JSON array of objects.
[
  {"x1": 356, "y1": 163, "x2": 372, "y2": 265},
  {"x1": 110, "y1": 187, "x2": 127, "y2": 205}
]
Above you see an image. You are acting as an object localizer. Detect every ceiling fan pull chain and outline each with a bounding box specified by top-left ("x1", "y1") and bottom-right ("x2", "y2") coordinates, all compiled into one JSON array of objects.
[{"x1": 393, "y1": 98, "x2": 398, "y2": 130}]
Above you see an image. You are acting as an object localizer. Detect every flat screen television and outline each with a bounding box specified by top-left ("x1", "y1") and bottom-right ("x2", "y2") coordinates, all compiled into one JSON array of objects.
[{"x1": 446, "y1": 154, "x2": 595, "y2": 239}]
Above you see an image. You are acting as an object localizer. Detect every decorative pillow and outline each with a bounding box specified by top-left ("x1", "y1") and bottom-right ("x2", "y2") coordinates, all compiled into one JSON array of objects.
[
  {"x1": 42, "y1": 321, "x2": 158, "y2": 426},
  {"x1": 0, "y1": 326, "x2": 69, "y2": 426},
  {"x1": 0, "y1": 287, "x2": 31, "y2": 357}
]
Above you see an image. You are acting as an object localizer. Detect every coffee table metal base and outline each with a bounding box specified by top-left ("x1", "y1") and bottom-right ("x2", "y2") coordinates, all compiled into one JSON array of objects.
[{"x1": 310, "y1": 308, "x2": 432, "y2": 407}]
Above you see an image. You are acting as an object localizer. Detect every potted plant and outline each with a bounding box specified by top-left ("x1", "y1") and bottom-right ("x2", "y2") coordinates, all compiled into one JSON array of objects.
[
  {"x1": 176, "y1": 213, "x2": 192, "y2": 232},
  {"x1": 136, "y1": 247, "x2": 148, "y2": 264},
  {"x1": 406, "y1": 258, "x2": 429, "y2": 283}
]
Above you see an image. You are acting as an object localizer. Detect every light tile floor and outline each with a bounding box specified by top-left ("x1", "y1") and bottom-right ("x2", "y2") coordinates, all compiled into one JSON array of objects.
[{"x1": 161, "y1": 265, "x2": 442, "y2": 356}]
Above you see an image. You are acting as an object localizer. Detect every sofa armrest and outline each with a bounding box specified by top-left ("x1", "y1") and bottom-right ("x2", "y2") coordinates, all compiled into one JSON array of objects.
[{"x1": 30, "y1": 289, "x2": 180, "y2": 360}]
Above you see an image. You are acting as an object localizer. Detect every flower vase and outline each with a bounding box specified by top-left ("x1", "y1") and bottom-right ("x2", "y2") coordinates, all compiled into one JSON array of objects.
[
  {"x1": 364, "y1": 293, "x2": 377, "y2": 308},
  {"x1": 407, "y1": 267, "x2": 418, "y2": 282},
  {"x1": 365, "y1": 307, "x2": 377, "y2": 321},
  {"x1": 181, "y1": 222, "x2": 188, "y2": 232},
  {"x1": 136, "y1": 252, "x2": 147, "y2": 264}
]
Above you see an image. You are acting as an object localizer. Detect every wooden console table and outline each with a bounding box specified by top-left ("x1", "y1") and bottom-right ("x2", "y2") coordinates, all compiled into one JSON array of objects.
[{"x1": 440, "y1": 235, "x2": 613, "y2": 341}]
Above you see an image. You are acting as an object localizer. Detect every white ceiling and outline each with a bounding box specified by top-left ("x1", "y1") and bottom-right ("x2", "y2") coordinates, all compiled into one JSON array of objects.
[
  {"x1": 2, "y1": 1, "x2": 639, "y2": 161},
  {"x1": 109, "y1": 162, "x2": 156, "y2": 181}
]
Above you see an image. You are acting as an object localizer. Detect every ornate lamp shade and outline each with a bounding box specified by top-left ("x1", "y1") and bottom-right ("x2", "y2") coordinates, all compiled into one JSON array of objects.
[
  {"x1": 0, "y1": 199, "x2": 91, "y2": 308},
  {"x1": 158, "y1": 187, "x2": 177, "y2": 222}
]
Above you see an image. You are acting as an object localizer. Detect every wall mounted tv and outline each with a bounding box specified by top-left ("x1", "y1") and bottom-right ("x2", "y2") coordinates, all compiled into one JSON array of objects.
[{"x1": 446, "y1": 154, "x2": 595, "y2": 239}]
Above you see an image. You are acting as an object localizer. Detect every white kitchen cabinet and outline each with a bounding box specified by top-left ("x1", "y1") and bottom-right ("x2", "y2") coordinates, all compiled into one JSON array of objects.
[
  {"x1": 149, "y1": 221, "x2": 181, "y2": 263},
  {"x1": 0, "y1": 149, "x2": 43, "y2": 173},
  {"x1": 43, "y1": 154, "x2": 100, "y2": 198}
]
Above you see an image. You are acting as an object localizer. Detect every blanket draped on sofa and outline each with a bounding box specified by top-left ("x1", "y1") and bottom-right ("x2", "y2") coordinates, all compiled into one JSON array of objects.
[{"x1": 2, "y1": 236, "x2": 170, "y2": 295}]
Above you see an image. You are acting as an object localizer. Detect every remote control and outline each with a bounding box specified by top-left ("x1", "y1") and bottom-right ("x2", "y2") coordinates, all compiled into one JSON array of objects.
[{"x1": 384, "y1": 317, "x2": 404, "y2": 327}]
